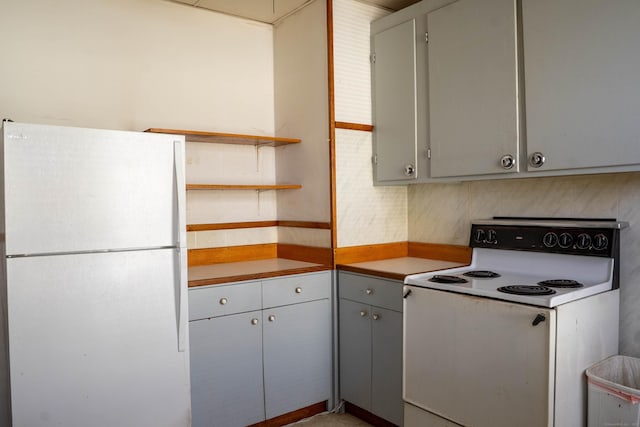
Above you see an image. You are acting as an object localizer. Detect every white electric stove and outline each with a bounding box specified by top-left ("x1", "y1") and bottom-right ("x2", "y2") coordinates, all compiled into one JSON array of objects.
[{"x1": 403, "y1": 218, "x2": 627, "y2": 427}]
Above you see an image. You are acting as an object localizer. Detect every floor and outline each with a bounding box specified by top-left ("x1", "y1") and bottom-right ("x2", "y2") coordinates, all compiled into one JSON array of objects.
[{"x1": 286, "y1": 412, "x2": 372, "y2": 426}]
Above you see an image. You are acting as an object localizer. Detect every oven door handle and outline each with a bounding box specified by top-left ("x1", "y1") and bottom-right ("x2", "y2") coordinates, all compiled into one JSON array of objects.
[{"x1": 532, "y1": 313, "x2": 546, "y2": 326}]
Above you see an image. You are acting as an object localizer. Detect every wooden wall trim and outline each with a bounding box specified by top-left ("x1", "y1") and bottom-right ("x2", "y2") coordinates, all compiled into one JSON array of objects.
[
  {"x1": 188, "y1": 244, "x2": 277, "y2": 267},
  {"x1": 335, "y1": 121, "x2": 374, "y2": 132},
  {"x1": 278, "y1": 221, "x2": 332, "y2": 229},
  {"x1": 277, "y1": 244, "x2": 333, "y2": 266},
  {"x1": 187, "y1": 221, "x2": 278, "y2": 231},
  {"x1": 334, "y1": 242, "x2": 408, "y2": 265},
  {"x1": 247, "y1": 401, "x2": 327, "y2": 427},
  {"x1": 327, "y1": 0, "x2": 337, "y2": 250},
  {"x1": 408, "y1": 241, "x2": 472, "y2": 264},
  {"x1": 187, "y1": 221, "x2": 331, "y2": 232}
]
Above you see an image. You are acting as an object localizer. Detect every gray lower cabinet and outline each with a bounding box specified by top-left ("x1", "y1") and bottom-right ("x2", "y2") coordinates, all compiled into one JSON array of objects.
[
  {"x1": 190, "y1": 310, "x2": 265, "y2": 427},
  {"x1": 263, "y1": 299, "x2": 332, "y2": 419},
  {"x1": 338, "y1": 271, "x2": 403, "y2": 426},
  {"x1": 189, "y1": 271, "x2": 331, "y2": 427}
]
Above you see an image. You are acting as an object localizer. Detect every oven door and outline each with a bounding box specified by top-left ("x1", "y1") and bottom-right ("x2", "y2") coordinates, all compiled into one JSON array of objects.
[{"x1": 404, "y1": 286, "x2": 556, "y2": 427}]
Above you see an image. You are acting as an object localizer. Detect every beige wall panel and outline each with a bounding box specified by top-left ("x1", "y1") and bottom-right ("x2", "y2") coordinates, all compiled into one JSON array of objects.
[
  {"x1": 336, "y1": 129, "x2": 407, "y2": 247},
  {"x1": 0, "y1": 0, "x2": 275, "y2": 134},
  {"x1": 277, "y1": 227, "x2": 332, "y2": 248},
  {"x1": 273, "y1": 0, "x2": 331, "y2": 223}
]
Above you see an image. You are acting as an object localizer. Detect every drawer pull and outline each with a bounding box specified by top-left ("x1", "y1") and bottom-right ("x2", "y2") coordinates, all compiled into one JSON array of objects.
[
  {"x1": 373, "y1": 314, "x2": 380, "y2": 321},
  {"x1": 365, "y1": 288, "x2": 374, "y2": 295},
  {"x1": 295, "y1": 286, "x2": 302, "y2": 294},
  {"x1": 251, "y1": 318, "x2": 259, "y2": 326},
  {"x1": 219, "y1": 298, "x2": 228, "y2": 305},
  {"x1": 268, "y1": 315, "x2": 276, "y2": 322},
  {"x1": 360, "y1": 310, "x2": 368, "y2": 317}
]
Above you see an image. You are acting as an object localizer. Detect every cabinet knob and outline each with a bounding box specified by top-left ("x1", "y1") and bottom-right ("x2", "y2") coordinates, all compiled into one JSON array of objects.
[
  {"x1": 403, "y1": 164, "x2": 416, "y2": 177},
  {"x1": 360, "y1": 310, "x2": 368, "y2": 317},
  {"x1": 500, "y1": 154, "x2": 515, "y2": 170},
  {"x1": 365, "y1": 288, "x2": 374, "y2": 295},
  {"x1": 529, "y1": 152, "x2": 546, "y2": 168},
  {"x1": 373, "y1": 314, "x2": 380, "y2": 321},
  {"x1": 251, "y1": 318, "x2": 259, "y2": 325},
  {"x1": 295, "y1": 286, "x2": 302, "y2": 294},
  {"x1": 268, "y1": 315, "x2": 276, "y2": 322},
  {"x1": 219, "y1": 298, "x2": 228, "y2": 305}
]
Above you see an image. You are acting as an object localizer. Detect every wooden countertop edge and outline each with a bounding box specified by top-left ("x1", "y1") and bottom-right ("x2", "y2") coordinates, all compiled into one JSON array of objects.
[{"x1": 188, "y1": 265, "x2": 331, "y2": 288}]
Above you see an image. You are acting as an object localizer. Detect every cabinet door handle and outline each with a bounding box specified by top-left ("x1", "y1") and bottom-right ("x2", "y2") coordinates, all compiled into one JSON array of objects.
[
  {"x1": 251, "y1": 318, "x2": 259, "y2": 325},
  {"x1": 403, "y1": 164, "x2": 416, "y2": 177},
  {"x1": 365, "y1": 288, "x2": 374, "y2": 295},
  {"x1": 500, "y1": 154, "x2": 515, "y2": 170},
  {"x1": 219, "y1": 297, "x2": 228, "y2": 305},
  {"x1": 268, "y1": 315, "x2": 276, "y2": 322},
  {"x1": 372, "y1": 314, "x2": 380, "y2": 321},
  {"x1": 529, "y1": 152, "x2": 546, "y2": 168},
  {"x1": 360, "y1": 310, "x2": 368, "y2": 317},
  {"x1": 295, "y1": 286, "x2": 302, "y2": 294}
]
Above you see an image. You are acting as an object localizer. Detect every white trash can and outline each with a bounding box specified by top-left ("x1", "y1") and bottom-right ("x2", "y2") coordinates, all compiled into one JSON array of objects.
[{"x1": 586, "y1": 355, "x2": 640, "y2": 427}]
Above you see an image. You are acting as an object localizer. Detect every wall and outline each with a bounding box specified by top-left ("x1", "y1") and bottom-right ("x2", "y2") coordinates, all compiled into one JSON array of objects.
[
  {"x1": 408, "y1": 173, "x2": 640, "y2": 357},
  {"x1": 0, "y1": 0, "x2": 274, "y2": 133},
  {"x1": 333, "y1": 0, "x2": 408, "y2": 248},
  {"x1": 274, "y1": 0, "x2": 332, "y2": 248},
  {"x1": 0, "y1": 0, "x2": 278, "y2": 251}
]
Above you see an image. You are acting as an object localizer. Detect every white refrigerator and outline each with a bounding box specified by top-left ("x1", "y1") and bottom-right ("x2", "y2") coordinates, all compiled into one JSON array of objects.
[{"x1": 0, "y1": 122, "x2": 191, "y2": 427}]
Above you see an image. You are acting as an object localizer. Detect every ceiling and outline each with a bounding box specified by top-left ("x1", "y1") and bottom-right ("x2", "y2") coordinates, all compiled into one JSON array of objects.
[{"x1": 169, "y1": 0, "x2": 420, "y2": 24}]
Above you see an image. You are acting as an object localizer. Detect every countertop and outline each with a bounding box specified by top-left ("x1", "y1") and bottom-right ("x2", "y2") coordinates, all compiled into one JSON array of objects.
[
  {"x1": 188, "y1": 258, "x2": 330, "y2": 287},
  {"x1": 337, "y1": 257, "x2": 467, "y2": 281}
]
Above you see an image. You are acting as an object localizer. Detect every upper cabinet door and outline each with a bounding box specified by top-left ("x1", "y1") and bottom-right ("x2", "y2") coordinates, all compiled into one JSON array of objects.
[
  {"x1": 372, "y1": 19, "x2": 419, "y2": 183},
  {"x1": 522, "y1": 0, "x2": 640, "y2": 172},
  {"x1": 428, "y1": 0, "x2": 519, "y2": 178}
]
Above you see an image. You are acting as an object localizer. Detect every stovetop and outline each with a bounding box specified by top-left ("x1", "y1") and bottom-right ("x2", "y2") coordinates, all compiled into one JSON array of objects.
[{"x1": 404, "y1": 218, "x2": 626, "y2": 308}]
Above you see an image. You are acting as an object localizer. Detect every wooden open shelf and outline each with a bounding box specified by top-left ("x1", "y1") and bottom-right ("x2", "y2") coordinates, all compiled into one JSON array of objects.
[
  {"x1": 186, "y1": 184, "x2": 302, "y2": 191},
  {"x1": 146, "y1": 128, "x2": 301, "y2": 146}
]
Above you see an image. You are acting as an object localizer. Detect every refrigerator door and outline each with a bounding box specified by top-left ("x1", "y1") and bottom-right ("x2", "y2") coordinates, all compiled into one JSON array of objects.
[
  {"x1": 6, "y1": 249, "x2": 191, "y2": 427},
  {"x1": 2, "y1": 122, "x2": 184, "y2": 255}
]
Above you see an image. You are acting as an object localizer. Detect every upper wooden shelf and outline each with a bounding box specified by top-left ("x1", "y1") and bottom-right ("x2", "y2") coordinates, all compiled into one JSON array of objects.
[
  {"x1": 186, "y1": 184, "x2": 302, "y2": 191},
  {"x1": 145, "y1": 128, "x2": 301, "y2": 146}
]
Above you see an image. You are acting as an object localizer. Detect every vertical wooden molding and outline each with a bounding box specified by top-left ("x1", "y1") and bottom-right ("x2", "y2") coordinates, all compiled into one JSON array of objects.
[{"x1": 327, "y1": 0, "x2": 337, "y2": 262}]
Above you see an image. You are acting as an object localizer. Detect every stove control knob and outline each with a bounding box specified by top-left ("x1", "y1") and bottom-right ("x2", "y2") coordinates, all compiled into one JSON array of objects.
[
  {"x1": 576, "y1": 233, "x2": 592, "y2": 250},
  {"x1": 543, "y1": 232, "x2": 558, "y2": 248},
  {"x1": 486, "y1": 229, "x2": 497, "y2": 244},
  {"x1": 473, "y1": 228, "x2": 486, "y2": 243},
  {"x1": 593, "y1": 233, "x2": 609, "y2": 251},
  {"x1": 558, "y1": 232, "x2": 574, "y2": 248}
]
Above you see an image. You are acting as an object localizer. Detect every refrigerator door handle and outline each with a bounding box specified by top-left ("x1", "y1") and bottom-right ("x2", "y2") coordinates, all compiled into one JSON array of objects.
[
  {"x1": 177, "y1": 247, "x2": 188, "y2": 352},
  {"x1": 173, "y1": 140, "x2": 187, "y2": 248},
  {"x1": 174, "y1": 139, "x2": 188, "y2": 352}
]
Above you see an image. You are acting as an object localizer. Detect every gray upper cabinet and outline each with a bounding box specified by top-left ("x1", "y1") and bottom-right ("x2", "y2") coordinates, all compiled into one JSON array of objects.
[
  {"x1": 522, "y1": 0, "x2": 640, "y2": 172},
  {"x1": 372, "y1": 19, "x2": 420, "y2": 184},
  {"x1": 372, "y1": 0, "x2": 640, "y2": 183},
  {"x1": 428, "y1": 0, "x2": 519, "y2": 178}
]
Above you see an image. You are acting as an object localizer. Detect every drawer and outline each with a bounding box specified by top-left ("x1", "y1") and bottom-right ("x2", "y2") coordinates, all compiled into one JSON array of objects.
[
  {"x1": 262, "y1": 271, "x2": 331, "y2": 309},
  {"x1": 338, "y1": 271, "x2": 403, "y2": 312},
  {"x1": 189, "y1": 281, "x2": 262, "y2": 321}
]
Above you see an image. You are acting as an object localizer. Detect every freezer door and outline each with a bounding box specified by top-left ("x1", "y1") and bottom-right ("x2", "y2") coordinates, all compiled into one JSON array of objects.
[
  {"x1": 2, "y1": 122, "x2": 184, "y2": 254},
  {"x1": 6, "y1": 249, "x2": 191, "y2": 427}
]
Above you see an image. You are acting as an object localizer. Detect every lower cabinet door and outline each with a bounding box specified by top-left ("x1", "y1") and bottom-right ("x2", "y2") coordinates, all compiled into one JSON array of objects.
[
  {"x1": 262, "y1": 299, "x2": 332, "y2": 419},
  {"x1": 339, "y1": 298, "x2": 373, "y2": 411},
  {"x1": 189, "y1": 311, "x2": 265, "y2": 427},
  {"x1": 371, "y1": 307, "x2": 403, "y2": 426}
]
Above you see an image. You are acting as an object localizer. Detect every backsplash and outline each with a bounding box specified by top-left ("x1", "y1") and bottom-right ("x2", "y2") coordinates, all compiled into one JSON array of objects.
[{"x1": 408, "y1": 172, "x2": 640, "y2": 357}]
